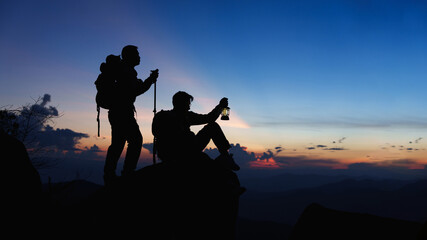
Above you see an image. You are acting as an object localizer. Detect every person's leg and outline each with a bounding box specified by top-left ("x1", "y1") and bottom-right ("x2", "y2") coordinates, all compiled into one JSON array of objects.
[
  {"x1": 122, "y1": 117, "x2": 143, "y2": 176},
  {"x1": 195, "y1": 122, "x2": 231, "y2": 154},
  {"x1": 195, "y1": 122, "x2": 239, "y2": 171},
  {"x1": 104, "y1": 113, "x2": 127, "y2": 181}
]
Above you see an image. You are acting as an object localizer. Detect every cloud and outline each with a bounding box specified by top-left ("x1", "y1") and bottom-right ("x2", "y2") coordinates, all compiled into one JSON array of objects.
[
  {"x1": 30, "y1": 94, "x2": 59, "y2": 117},
  {"x1": 273, "y1": 156, "x2": 341, "y2": 168},
  {"x1": 67, "y1": 144, "x2": 104, "y2": 160},
  {"x1": 204, "y1": 143, "x2": 257, "y2": 163},
  {"x1": 323, "y1": 147, "x2": 347, "y2": 151},
  {"x1": 140, "y1": 141, "x2": 426, "y2": 173},
  {"x1": 36, "y1": 144, "x2": 107, "y2": 184},
  {"x1": 2, "y1": 94, "x2": 62, "y2": 145},
  {"x1": 254, "y1": 117, "x2": 427, "y2": 129},
  {"x1": 332, "y1": 137, "x2": 346, "y2": 144},
  {"x1": 5, "y1": 94, "x2": 90, "y2": 153},
  {"x1": 204, "y1": 143, "x2": 349, "y2": 170},
  {"x1": 80, "y1": 144, "x2": 104, "y2": 158},
  {"x1": 1, "y1": 94, "x2": 60, "y2": 141},
  {"x1": 36, "y1": 125, "x2": 89, "y2": 150},
  {"x1": 256, "y1": 146, "x2": 284, "y2": 160},
  {"x1": 380, "y1": 159, "x2": 417, "y2": 166},
  {"x1": 306, "y1": 144, "x2": 336, "y2": 150},
  {"x1": 19, "y1": 94, "x2": 59, "y2": 132},
  {"x1": 348, "y1": 159, "x2": 423, "y2": 170},
  {"x1": 40, "y1": 94, "x2": 51, "y2": 107},
  {"x1": 144, "y1": 142, "x2": 259, "y2": 165},
  {"x1": 259, "y1": 149, "x2": 274, "y2": 160},
  {"x1": 35, "y1": 143, "x2": 105, "y2": 164},
  {"x1": 229, "y1": 144, "x2": 257, "y2": 162},
  {"x1": 2, "y1": 94, "x2": 106, "y2": 171},
  {"x1": 394, "y1": 145, "x2": 423, "y2": 152},
  {"x1": 204, "y1": 144, "x2": 344, "y2": 169},
  {"x1": 83, "y1": 144, "x2": 103, "y2": 153}
]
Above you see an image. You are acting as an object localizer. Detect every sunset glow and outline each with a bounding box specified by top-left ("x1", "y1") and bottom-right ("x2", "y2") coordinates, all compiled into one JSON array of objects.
[
  {"x1": 249, "y1": 157, "x2": 281, "y2": 169},
  {"x1": 1, "y1": 0, "x2": 427, "y2": 185}
]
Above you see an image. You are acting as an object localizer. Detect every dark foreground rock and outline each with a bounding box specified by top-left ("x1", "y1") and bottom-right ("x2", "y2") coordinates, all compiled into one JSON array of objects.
[
  {"x1": 58, "y1": 156, "x2": 243, "y2": 239},
  {"x1": 289, "y1": 203, "x2": 423, "y2": 240}
]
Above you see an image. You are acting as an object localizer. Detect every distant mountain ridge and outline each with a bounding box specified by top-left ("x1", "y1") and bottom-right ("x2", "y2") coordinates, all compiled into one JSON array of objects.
[
  {"x1": 240, "y1": 172, "x2": 418, "y2": 193},
  {"x1": 39, "y1": 176, "x2": 427, "y2": 225},
  {"x1": 289, "y1": 203, "x2": 423, "y2": 240},
  {"x1": 34, "y1": 174, "x2": 427, "y2": 239},
  {"x1": 239, "y1": 178, "x2": 427, "y2": 225}
]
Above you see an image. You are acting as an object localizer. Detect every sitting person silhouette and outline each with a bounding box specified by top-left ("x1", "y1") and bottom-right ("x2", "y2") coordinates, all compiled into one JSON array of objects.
[{"x1": 152, "y1": 91, "x2": 240, "y2": 171}]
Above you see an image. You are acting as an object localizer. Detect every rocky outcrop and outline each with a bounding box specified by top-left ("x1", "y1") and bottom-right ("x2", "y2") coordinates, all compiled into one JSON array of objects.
[{"x1": 76, "y1": 155, "x2": 244, "y2": 239}]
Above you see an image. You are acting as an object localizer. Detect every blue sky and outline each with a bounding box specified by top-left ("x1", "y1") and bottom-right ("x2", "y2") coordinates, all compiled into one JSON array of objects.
[{"x1": 1, "y1": 0, "x2": 426, "y2": 178}]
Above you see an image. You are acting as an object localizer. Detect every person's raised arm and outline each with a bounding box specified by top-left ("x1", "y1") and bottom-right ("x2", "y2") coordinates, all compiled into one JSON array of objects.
[
  {"x1": 189, "y1": 97, "x2": 228, "y2": 125},
  {"x1": 136, "y1": 69, "x2": 158, "y2": 96}
]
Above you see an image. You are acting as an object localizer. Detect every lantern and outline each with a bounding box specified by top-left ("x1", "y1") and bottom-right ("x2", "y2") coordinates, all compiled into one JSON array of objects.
[{"x1": 221, "y1": 107, "x2": 230, "y2": 120}]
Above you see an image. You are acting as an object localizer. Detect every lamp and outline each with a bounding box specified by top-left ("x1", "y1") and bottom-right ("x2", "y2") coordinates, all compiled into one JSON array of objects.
[{"x1": 221, "y1": 107, "x2": 230, "y2": 120}]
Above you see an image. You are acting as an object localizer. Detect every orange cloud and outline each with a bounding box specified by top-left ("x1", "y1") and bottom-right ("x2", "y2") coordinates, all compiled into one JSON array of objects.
[{"x1": 249, "y1": 157, "x2": 281, "y2": 169}]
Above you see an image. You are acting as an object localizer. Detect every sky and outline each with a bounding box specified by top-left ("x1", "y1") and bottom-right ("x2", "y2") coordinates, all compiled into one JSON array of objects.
[{"x1": 1, "y1": 0, "x2": 427, "y2": 183}]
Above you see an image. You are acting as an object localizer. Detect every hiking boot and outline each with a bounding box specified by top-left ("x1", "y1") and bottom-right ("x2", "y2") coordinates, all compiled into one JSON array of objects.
[{"x1": 216, "y1": 153, "x2": 240, "y2": 171}]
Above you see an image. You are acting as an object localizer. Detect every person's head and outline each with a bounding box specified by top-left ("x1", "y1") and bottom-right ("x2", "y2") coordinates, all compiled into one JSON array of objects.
[
  {"x1": 121, "y1": 45, "x2": 140, "y2": 66},
  {"x1": 172, "y1": 91, "x2": 193, "y2": 112}
]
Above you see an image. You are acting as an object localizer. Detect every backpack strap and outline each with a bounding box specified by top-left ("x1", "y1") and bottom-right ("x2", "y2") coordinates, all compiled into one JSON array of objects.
[{"x1": 97, "y1": 105, "x2": 100, "y2": 137}]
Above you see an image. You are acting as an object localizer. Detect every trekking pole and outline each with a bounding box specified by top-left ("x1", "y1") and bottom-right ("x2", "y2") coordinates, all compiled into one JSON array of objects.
[{"x1": 152, "y1": 71, "x2": 157, "y2": 165}]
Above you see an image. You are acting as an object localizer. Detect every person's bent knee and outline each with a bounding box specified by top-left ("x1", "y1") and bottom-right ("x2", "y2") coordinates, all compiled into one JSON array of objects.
[{"x1": 206, "y1": 122, "x2": 221, "y2": 131}]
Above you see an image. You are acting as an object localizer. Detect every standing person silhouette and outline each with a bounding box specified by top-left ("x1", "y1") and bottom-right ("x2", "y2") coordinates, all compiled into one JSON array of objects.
[
  {"x1": 104, "y1": 45, "x2": 159, "y2": 185},
  {"x1": 152, "y1": 91, "x2": 240, "y2": 171}
]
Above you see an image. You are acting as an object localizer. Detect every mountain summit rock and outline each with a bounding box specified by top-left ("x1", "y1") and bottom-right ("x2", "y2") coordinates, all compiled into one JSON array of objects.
[{"x1": 79, "y1": 154, "x2": 244, "y2": 239}]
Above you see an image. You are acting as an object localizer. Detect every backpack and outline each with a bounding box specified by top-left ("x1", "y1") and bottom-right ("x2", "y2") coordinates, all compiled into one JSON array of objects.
[{"x1": 95, "y1": 54, "x2": 121, "y2": 136}]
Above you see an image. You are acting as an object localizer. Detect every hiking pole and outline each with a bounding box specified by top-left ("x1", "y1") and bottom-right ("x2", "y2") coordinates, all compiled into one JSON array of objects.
[{"x1": 152, "y1": 70, "x2": 158, "y2": 165}]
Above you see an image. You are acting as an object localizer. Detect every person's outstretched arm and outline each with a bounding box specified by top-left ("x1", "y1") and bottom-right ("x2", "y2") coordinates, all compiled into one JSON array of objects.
[
  {"x1": 136, "y1": 69, "x2": 158, "y2": 96},
  {"x1": 189, "y1": 97, "x2": 228, "y2": 125}
]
